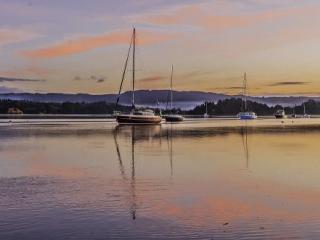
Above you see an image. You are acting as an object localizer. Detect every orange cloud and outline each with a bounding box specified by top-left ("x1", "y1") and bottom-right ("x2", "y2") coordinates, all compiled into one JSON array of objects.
[{"x1": 20, "y1": 30, "x2": 178, "y2": 58}]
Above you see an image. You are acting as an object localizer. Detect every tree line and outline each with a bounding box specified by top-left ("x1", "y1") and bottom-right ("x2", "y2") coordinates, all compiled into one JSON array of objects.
[
  {"x1": 186, "y1": 98, "x2": 318, "y2": 115},
  {"x1": 0, "y1": 98, "x2": 319, "y2": 115}
]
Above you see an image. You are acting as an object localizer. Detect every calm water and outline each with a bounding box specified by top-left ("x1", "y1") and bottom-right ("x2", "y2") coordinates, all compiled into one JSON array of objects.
[{"x1": 1, "y1": 121, "x2": 320, "y2": 239}]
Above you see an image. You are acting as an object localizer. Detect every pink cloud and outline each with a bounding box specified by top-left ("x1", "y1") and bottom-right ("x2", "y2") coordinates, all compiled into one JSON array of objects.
[
  {"x1": 143, "y1": 5, "x2": 202, "y2": 25},
  {"x1": 0, "y1": 65, "x2": 53, "y2": 77},
  {"x1": 140, "y1": 4, "x2": 319, "y2": 30},
  {"x1": 0, "y1": 28, "x2": 38, "y2": 46},
  {"x1": 20, "y1": 30, "x2": 178, "y2": 58}
]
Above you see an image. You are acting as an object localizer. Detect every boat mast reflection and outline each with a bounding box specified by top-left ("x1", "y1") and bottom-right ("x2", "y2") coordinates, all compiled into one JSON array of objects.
[
  {"x1": 130, "y1": 126, "x2": 137, "y2": 220},
  {"x1": 113, "y1": 130, "x2": 127, "y2": 180},
  {"x1": 240, "y1": 123, "x2": 250, "y2": 169},
  {"x1": 113, "y1": 126, "x2": 137, "y2": 220},
  {"x1": 166, "y1": 124, "x2": 174, "y2": 178},
  {"x1": 113, "y1": 125, "x2": 173, "y2": 220}
]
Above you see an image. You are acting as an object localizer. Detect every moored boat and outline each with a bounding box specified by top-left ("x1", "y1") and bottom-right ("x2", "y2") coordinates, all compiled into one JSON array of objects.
[
  {"x1": 116, "y1": 110, "x2": 162, "y2": 124},
  {"x1": 238, "y1": 72, "x2": 257, "y2": 120},
  {"x1": 291, "y1": 105, "x2": 297, "y2": 118},
  {"x1": 165, "y1": 65, "x2": 184, "y2": 122},
  {"x1": 203, "y1": 101, "x2": 209, "y2": 118},
  {"x1": 114, "y1": 28, "x2": 162, "y2": 125},
  {"x1": 238, "y1": 111, "x2": 257, "y2": 120},
  {"x1": 302, "y1": 104, "x2": 311, "y2": 118},
  {"x1": 274, "y1": 109, "x2": 287, "y2": 119},
  {"x1": 165, "y1": 114, "x2": 184, "y2": 122}
]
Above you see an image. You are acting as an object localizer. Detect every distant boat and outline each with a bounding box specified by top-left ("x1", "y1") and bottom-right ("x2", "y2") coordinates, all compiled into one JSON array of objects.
[
  {"x1": 302, "y1": 103, "x2": 311, "y2": 118},
  {"x1": 291, "y1": 105, "x2": 297, "y2": 118},
  {"x1": 203, "y1": 101, "x2": 209, "y2": 118},
  {"x1": 238, "y1": 73, "x2": 257, "y2": 120},
  {"x1": 274, "y1": 109, "x2": 287, "y2": 119},
  {"x1": 165, "y1": 66, "x2": 184, "y2": 122},
  {"x1": 7, "y1": 107, "x2": 23, "y2": 114},
  {"x1": 114, "y1": 28, "x2": 162, "y2": 125}
]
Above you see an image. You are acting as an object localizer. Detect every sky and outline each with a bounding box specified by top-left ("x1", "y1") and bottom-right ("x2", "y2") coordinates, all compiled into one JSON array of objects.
[{"x1": 1, "y1": 0, "x2": 320, "y2": 95}]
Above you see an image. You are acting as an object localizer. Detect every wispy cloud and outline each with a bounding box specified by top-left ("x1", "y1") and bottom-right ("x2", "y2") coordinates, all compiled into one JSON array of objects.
[
  {"x1": 223, "y1": 86, "x2": 243, "y2": 90},
  {"x1": 139, "y1": 3, "x2": 319, "y2": 31},
  {"x1": 180, "y1": 70, "x2": 216, "y2": 79},
  {"x1": 0, "y1": 85, "x2": 23, "y2": 93},
  {"x1": 0, "y1": 77, "x2": 45, "y2": 82},
  {"x1": 96, "y1": 77, "x2": 106, "y2": 83},
  {"x1": 72, "y1": 75, "x2": 106, "y2": 83},
  {"x1": 73, "y1": 76, "x2": 82, "y2": 81},
  {"x1": 0, "y1": 66, "x2": 52, "y2": 77},
  {"x1": 139, "y1": 75, "x2": 166, "y2": 83},
  {"x1": 0, "y1": 28, "x2": 39, "y2": 47},
  {"x1": 20, "y1": 30, "x2": 178, "y2": 58},
  {"x1": 268, "y1": 81, "x2": 311, "y2": 86}
]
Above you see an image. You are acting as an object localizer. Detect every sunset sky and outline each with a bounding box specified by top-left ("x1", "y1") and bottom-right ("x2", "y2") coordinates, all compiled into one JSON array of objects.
[{"x1": 1, "y1": 0, "x2": 320, "y2": 95}]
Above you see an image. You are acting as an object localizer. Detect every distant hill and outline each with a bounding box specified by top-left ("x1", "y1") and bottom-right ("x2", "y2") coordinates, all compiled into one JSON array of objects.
[{"x1": 0, "y1": 90, "x2": 319, "y2": 110}]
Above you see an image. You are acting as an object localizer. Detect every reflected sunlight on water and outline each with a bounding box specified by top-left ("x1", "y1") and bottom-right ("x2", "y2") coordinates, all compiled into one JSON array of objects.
[{"x1": 1, "y1": 121, "x2": 320, "y2": 239}]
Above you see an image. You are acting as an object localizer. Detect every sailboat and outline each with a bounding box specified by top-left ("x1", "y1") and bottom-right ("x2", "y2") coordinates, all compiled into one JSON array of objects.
[
  {"x1": 164, "y1": 65, "x2": 184, "y2": 122},
  {"x1": 302, "y1": 103, "x2": 311, "y2": 118},
  {"x1": 203, "y1": 101, "x2": 209, "y2": 118},
  {"x1": 238, "y1": 72, "x2": 257, "y2": 120},
  {"x1": 291, "y1": 105, "x2": 297, "y2": 118},
  {"x1": 114, "y1": 28, "x2": 162, "y2": 125},
  {"x1": 274, "y1": 108, "x2": 286, "y2": 119}
]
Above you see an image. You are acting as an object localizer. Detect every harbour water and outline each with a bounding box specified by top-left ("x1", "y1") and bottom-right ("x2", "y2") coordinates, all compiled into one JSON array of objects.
[{"x1": 1, "y1": 119, "x2": 320, "y2": 239}]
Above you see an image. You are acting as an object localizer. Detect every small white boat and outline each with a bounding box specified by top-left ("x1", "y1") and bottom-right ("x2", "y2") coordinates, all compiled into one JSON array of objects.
[
  {"x1": 302, "y1": 104, "x2": 311, "y2": 118},
  {"x1": 291, "y1": 105, "x2": 297, "y2": 118},
  {"x1": 274, "y1": 109, "x2": 287, "y2": 119},
  {"x1": 238, "y1": 111, "x2": 257, "y2": 120},
  {"x1": 203, "y1": 101, "x2": 209, "y2": 118}
]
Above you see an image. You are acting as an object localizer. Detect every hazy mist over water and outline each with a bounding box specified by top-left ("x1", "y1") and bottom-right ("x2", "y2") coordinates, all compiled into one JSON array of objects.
[{"x1": 1, "y1": 121, "x2": 320, "y2": 239}]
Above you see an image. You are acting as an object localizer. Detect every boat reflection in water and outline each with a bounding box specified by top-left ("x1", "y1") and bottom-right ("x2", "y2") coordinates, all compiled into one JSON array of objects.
[
  {"x1": 240, "y1": 123, "x2": 250, "y2": 170},
  {"x1": 4, "y1": 123, "x2": 320, "y2": 239},
  {"x1": 113, "y1": 124, "x2": 171, "y2": 220}
]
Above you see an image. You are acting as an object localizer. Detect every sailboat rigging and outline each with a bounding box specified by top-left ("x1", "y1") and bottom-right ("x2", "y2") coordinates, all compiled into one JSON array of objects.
[
  {"x1": 164, "y1": 65, "x2": 184, "y2": 122},
  {"x1": 237, "y1": 72, "x2": 257, "y2": 120},
  {"x1": 115, "y1": 28, "x2": 162, "y2": 125}
]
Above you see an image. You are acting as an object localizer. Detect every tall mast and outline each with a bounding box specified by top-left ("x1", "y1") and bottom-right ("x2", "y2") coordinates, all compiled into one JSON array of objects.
[
  {"x1": 132, "y1": 28, "x2": 136, "y2": 109},
  {"x1": 243, "y1": 72, "x2": 247, "y2": 111},
  {"x1": 170, "y1": 65, "x2": 173, "y2": 110},
  {"x1": 115, "y1": 32, "x2": 133, "y2": 109},
  {"x1": 205, "y1": 101, "x2": 208, "y2": 115}
]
